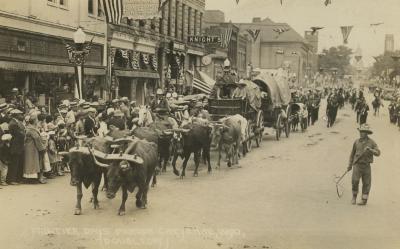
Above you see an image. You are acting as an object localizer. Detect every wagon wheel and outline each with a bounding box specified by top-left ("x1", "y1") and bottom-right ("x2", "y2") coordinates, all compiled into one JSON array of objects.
[
  {"x1": 247, "y1": 123, "x2": 253, "y2": 152},
  {"x1": 255, "y1": 111, "x2": 264, "y2": 147},
  {"x1": 284, "y1": 109, "x2": 290, "y2": 138},
  {"x1": 275, "y1": 114, "x2": 282, "y2": 141},
  {"x1": 301, "y1": 118, "x2": 307, "y2": 132}
]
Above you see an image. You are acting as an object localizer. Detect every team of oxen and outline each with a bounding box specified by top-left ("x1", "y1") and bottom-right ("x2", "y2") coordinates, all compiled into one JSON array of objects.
[{"x1": 60, "y1": 107, "x2": 249, "y2": 216}]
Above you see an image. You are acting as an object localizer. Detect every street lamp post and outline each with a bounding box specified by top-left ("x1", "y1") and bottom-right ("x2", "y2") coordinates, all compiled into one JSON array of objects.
[{"x1": 65, "y1": 27, "x2": 92, "y2": 99}]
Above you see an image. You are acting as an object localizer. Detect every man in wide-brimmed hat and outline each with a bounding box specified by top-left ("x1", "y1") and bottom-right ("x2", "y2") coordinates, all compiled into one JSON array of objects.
[
  {"x1": 347, "y1": 124, "x2": 380, "y2": 205},
  {"x1": 151, "y1": 88, "x2": 170, "y2": 113},
  {"x1": 232, "y1": 79, "x2": 248, "y2": 99}
]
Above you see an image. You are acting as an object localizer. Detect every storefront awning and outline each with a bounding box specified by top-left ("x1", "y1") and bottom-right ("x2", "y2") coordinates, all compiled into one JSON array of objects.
[
  {"x1": 114, "y1": 70, "x2": 160, "y2": 79},
  {"x1": 0, "y1": 61, "x2": 106, "y2": 75}
]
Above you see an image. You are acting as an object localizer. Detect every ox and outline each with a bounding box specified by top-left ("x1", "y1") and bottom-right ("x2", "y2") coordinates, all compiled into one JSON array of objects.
[
  {"x1": 170, "y1": 124, "x2": 212, "y2": 178},
  {"x1": 211, "y1": 114, "x2": 247, "y2": 168},
  {"x1": 105, "y1": 138, "x2": 158, "y2": 215},
  {"x1": 61, "y1": 137, "x2": 115, "y2": 215}
]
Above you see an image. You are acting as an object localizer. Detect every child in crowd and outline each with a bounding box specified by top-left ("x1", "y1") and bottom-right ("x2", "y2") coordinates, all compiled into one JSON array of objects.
[{"x1": 47, "y1": 130, "x2": 63, "y2": 176}]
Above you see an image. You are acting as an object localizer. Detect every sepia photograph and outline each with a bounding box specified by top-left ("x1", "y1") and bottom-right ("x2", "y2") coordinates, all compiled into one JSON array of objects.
[{"x1": 0, "y1": 0, "x2": 398, "y2": 248}]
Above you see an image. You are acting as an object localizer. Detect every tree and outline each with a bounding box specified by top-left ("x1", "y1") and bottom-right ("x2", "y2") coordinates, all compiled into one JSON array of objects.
[
  {"x1": 371, "y1": 51, "x2": 400, "y2": 78},
  {"x1": 318, "y1": 46, "x2": 353, "y2": 76}
]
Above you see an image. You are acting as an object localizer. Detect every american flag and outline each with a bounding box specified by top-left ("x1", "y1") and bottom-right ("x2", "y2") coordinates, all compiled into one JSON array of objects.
[
  {"x1": 220, "y1": 28, "x2": 233, "y2": 48},
  {"x1": 101, "y1": 0, "x2": 123, "y2": 24}
]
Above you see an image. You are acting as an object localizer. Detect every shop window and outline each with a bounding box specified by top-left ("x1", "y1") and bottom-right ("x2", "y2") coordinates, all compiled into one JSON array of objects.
[
  {"x1": 150, "y1": 19, "x2": 156, "y2": 30},
  {"x1": 17, "y1": 40, "x2": 26, "y2": 52},
  {"x1": 127, "y1": 18, "x2": 133, "y2": 26},
  {"x1": 59, "y1": 0, "x2": 68, "y2": 8},
  {"x1": 48, "y1": 0, "x2": 57, "y2": 6},
  {"x1": 88, "y1": 0, "x2": 94, "y2": 15},
  {"x1": 139, "y1": 20, "x2": 146, "y2": 28}
]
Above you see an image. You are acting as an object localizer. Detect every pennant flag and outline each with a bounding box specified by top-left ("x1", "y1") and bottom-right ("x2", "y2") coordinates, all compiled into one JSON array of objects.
[
  {"x1": 310, "y1": 26, "x2": 324, "y2": 35},
  {"x1": 273, "y1": 27, "x2": 290, "y2": 38},
  {"x1": 340, "y1": 26, "x2": 353, "y2": 44},
  {"x1": 280, "y1": 0, "x2": 283, "y2": 5},
  {"x1": 101, "y1": 0, "x2": 123, "y2": 24},
  {"x1": 236, "y1": 0, "x2": 239, "y2": 4},
  {"x1": 220, "y1": 28, "x2": 233, "y2": 48},
  {"x1": 324, "y1": 0, "x2": 332, "y2": 6},
  {"x1": 247, "y1": 29, "x2": 261, "y2": 42},
  {"x1": 370, "y1": 22, "x2": 383, "y2": 34}
]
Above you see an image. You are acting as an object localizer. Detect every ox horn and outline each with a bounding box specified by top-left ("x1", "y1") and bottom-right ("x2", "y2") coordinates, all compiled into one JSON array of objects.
[{"x1": 87, "y1": 146, "x2": 109, "y2": 168}]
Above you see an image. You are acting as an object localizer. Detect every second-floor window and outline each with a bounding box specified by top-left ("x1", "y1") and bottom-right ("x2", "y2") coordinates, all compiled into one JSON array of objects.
[
  {"x1": 97, "y1": 0, "x2": 103, "y2": 16},
  {"x1": 88, "y1": 0, "x2": 94, "y2": 15},
  {"x1": 48, "y1": 0, "x2": 68, "y2": 9}
]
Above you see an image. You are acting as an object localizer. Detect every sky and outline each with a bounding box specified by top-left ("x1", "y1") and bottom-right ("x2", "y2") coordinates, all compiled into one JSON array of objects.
[{"x1": 205, "y1": 0, "x2": 400, "y2": 67}]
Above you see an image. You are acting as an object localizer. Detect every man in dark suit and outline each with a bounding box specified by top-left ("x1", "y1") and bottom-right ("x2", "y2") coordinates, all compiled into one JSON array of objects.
[
  {"x1": 84, "y1": 108, "x2": 98, "y2": 138},
  {"x1": 7, "y1": 109, "x2": 25, "y2": 185}
]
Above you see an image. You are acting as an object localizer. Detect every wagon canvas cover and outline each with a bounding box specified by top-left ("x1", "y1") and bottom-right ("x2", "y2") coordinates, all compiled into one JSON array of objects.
[
  {"x1": 242, "y1": 80, "x2": 262, "y2": 110},
  {"x1": 253, "y1": 72, "x2": 291, "y2": 107}
]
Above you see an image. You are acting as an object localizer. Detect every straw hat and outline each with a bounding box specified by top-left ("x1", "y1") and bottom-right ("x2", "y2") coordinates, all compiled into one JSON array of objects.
[
  {"x1": 0, "y1": 103, "x2": 8, "y2": 111},
  {"x1": 87, "y1": 107, "x2": 97, "y2": 113},
  {"x1": 358, "y1": 124, "x2": 373, "y2": 134},
  {"x1": 156, "y1": 88, "x2": 164, "y2": 95},
  {"x1": 1, "y1": 134, "x2": 12, "y2": 141},
  {"x1": 113, "y1": 110, "x2": 124, "y2": 117},
  {"x1": 237, "y1": 79, "x2": 247, "y2": 86},
  {"x1": 10, "y1": 109, "x2": 23, "y2": 115}
]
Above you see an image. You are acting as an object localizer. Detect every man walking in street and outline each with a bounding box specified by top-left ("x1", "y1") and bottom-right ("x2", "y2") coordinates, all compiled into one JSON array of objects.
[{"x1": 348, "y1": 124, "x2": 380, "y2": 205}]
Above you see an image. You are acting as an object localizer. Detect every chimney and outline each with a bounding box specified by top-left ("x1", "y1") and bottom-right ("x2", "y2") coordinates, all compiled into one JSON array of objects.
[{"x1": 252, "y1": 17, "x2": 261, "y2": 23}]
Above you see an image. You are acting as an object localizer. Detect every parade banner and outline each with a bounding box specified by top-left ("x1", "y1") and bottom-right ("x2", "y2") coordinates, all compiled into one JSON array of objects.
[{"x1": 123, "y1": 0, "x2": 161, "y2": 20}]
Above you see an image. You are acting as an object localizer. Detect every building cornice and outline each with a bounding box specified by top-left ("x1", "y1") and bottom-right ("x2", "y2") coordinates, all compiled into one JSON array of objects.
[{"x1": 0, "y1": 10, "x2": 105, "y2": 38}]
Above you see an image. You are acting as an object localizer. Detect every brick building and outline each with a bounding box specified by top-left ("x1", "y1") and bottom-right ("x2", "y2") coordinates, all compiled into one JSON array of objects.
[
  {"x1": 234, "y1": 17, "x2": 316, "y2": 86},
  {"x1": 0, "y1": 0, "x2": 207, "y2": 107}
]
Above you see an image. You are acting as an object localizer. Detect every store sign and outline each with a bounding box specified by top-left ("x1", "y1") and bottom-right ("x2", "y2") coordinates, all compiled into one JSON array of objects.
[
  {"x1": 188, "y1": 36, "x2": 221, "y2": 44},
  {"x1": 123, "y1": 0, "x2": 161, "y2": 20}
]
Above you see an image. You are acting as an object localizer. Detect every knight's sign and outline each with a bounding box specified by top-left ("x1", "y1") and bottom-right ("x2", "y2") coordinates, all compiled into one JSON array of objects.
[{"x1": 188, "y1": 36, "x2": 221, "y2": 44}]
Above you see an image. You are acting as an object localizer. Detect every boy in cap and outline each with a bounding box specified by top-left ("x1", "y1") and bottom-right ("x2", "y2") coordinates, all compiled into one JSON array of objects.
[{"x1": 347, "y1": 124, "x2": 380, "y2": 205}]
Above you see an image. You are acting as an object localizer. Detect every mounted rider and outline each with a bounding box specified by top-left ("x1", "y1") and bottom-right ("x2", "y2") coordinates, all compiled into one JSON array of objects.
[{"x1": 151, "y1": 88, "x2": 170, "y2": 113}]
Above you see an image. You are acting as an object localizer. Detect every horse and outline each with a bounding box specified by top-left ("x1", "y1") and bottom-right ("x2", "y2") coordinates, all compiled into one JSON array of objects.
[
  {"x1": 137, "y1": 105, "x2": 154, "y2": 127},
  {"x1": 372, "y1": 97, "x2": 383, "y2": 116}
]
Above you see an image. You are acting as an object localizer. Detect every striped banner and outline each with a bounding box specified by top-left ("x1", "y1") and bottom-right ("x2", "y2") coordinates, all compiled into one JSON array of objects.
[
  {"x1": 220, "y1": 28, "x2": 233, "y2": 48},
  {"x1": 101, "y1": 0, "x2": 123, "y2": 24}
]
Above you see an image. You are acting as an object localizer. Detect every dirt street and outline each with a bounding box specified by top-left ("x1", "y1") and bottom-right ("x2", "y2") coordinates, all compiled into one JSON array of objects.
[{"x1": 1, "y1": 93, "x2": 399, "y2": 249}]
